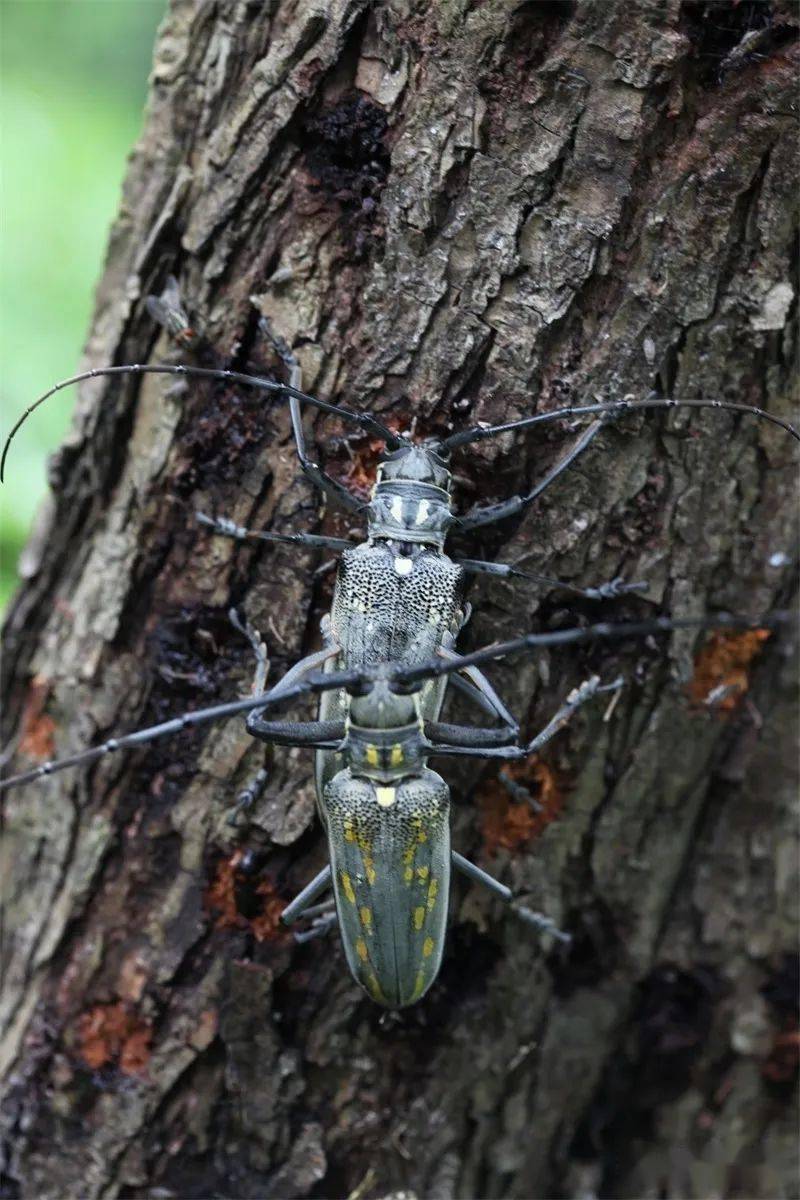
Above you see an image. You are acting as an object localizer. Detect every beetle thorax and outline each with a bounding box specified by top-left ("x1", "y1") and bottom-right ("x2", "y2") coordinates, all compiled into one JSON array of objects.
[
  {"x1": 344, "y1": 720, "x2": 426, "y2": 783},
  {"x1": 347, "y1": 678, "x2": 418, "y2": 730},
  {"x1": 367, "y1": 444, "x2": 453, "y2": 548},
  {"x1": 344, "y1": 681, "x2": 424, "y2": 782}
]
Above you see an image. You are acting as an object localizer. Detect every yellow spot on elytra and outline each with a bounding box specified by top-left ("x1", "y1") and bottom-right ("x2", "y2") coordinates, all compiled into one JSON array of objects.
[
  {"x1": 427, "y1": 879, "x2": 439, "y2": 911},
  {"x1": 411, "y1": 968, "x2": 427, "y2": 1001},
  {"x1": 416, "y1": 866, "x2": 429, "y2": 882},
  {"x1": 423, "y1": 936, "x2": 435, "y2": 958},
  {"x1": 355, "y1": 827, "x2": 370, "y2": 850},
  {"x1": 361, "y1": 859, "x2": 375, "y2": 883},
  {"x1": 360, "y1": 906, "x2": 372, "y2": 929},
  {"x1": 340, "y1": 872, "x2": 356, "y2": 905},
  {"x1": 366, "y1": 745, "x2": 380, "y2": 767},
  {"x1": 367, "y1": 972, "x2": 386, "y2": 1003},
  {"x1": 404, "y1": 866, "x2": 414, "y2": 883},
  {"x1": 376, "y1": 786, "x2": 396, "y2": 808},
  {"x1": 414, "y1": 906, "x2": 425, "y2": 931},
  {"x1": 343, "y1": 822, "x2": 376, "y2": 886},
  {"x1": 403, "y1": 844, "x2": 416, "y2": 866},
  {"x1": 417, "y1": 828, "x2": 428, "y2": 843},
  {"x1": 355, "y1": 937, "x2": 369, "y2": 962},
  {"x1": 390, "y1": 744, "x2": 404, "y2": 767}
]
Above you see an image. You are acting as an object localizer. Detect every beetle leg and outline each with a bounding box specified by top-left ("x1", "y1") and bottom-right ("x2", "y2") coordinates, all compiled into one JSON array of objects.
[
  {"x1": 457, "y1": 420, "x2": 604, "y2": 530},
  {"x1": 424, "y1": 722, "x2": 517, "y2": 748},
  {"x1": 229, "y1": 607, "x2": 270, "y2": 694},
  {"x1": 227, "y1": 764, "x2": 270, "y2": 827},
  {"x1": 522, "y1": 674, "x2": 624, "y2": 756},
  {"x1": 227, "y1": 612, "x2": 341, "y2": 822},
  {"x1": 512, "y1": 905, "x2": 572, "y2": 943},
  {"x1": 459, "y1": 557, "x2": 648, "y2": 602},
  {"x1": 198, "y1": 512, "x2": 353, "y2": 553},
  {"x1": 280, "y1": 865, "x2": 333, "y2": 926},
  {"x1": 426, "y1": 676, "x2": 624, "y2": 761},
  {"x1": 290, "y1": 393, "x2": 365, "y2": 514},
  {"x1": 293, "y1": 910, "x2": 339, "y2": 944},
  {"x1": 223, "y1": 610, "x2": 271, "y2": 824},
  {"x1": 242, "y1": 639, "x2": 341, "y2": 742},
  {"x1": 498, "y1": 673, "x2": 625, "y2": 808},
  {"x1": 448, "y1": 671, "x2": 499, "y2": 719},
  {"x1": 451, "y1": 852, "x2": 570, "y2": 943},
  {"x1": 258, "y1": 314, "x2": 366, "y2": 515},
  {"x1": 498, "y1": 769, "x2": 544, "y2": 813},
  {"x1": 245, "y1": 717, "x2": 345, "y2": 745},
  {"x1": 452, "y1": 850, "x2": 514, "y2": 899},
  {"x1": 437, "y1": 646, "x2": 518, "y2": 732}
]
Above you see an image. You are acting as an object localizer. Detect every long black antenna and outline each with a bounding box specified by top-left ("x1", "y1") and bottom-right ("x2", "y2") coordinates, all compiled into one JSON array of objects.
[
  {"x1": 438, "y1": 395, "x2": 799, "y2": 453},
  {"x1": 388, "y1": 611, "x2": 788, "y2": 688},
  {"x1": 0, "y1": 363, "x2": 405, "y2": 482},
  {"x1": 0, "y1": 663, "x2": 369, "y2": 792},
  {"x1": 1, "y1": 610, "x2": 787, "y2": 793}
]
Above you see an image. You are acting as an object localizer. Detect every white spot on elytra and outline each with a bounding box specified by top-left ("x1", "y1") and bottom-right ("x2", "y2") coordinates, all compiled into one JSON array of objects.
[{"x1": 395, "y1": 557, "x2": 413, "y2": 576}]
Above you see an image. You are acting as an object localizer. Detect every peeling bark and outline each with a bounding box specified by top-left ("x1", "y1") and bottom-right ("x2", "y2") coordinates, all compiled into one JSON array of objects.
[{"x1": 1, "y1": 3, "x2": 798, "y2": 1198}]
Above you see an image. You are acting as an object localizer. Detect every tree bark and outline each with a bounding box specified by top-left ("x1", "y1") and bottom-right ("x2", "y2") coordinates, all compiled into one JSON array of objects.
[{"x1": 1, "y1": 2, "x2": 797, "y2": 1198}]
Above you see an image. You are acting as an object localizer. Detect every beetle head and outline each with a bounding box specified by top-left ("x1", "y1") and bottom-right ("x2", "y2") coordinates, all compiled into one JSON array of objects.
[{"x1": 367, "y1": 441, "x2": 453, "y2": 548}]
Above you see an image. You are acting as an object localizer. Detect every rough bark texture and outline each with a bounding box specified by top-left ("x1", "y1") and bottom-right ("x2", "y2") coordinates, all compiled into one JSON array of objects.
[{"x1": 1, "y1": 2, "x2": 798, "y2": 1198}]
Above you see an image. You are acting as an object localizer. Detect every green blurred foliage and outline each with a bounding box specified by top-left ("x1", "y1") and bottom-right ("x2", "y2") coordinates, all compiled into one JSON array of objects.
[{"x1": 0, "y1": 0, "x2": 164, "y2": 610}]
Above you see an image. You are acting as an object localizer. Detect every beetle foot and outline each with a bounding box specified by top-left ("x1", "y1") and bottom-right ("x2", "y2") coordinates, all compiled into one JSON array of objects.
[
  {"x1": 513, "y1": 904, "x2": 572, "y2": 944},
  {"x1": 585, "y1": 575, "x2": 649, "y2": 600}
]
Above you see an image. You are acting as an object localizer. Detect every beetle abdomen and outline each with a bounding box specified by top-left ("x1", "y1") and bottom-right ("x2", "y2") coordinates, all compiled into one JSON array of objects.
[{"x1": 324, "y1": 768, "x2": 451, "y2": 1007}]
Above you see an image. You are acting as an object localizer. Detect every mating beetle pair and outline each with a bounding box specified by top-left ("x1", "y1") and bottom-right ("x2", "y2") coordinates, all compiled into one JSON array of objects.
[{"x1": 2, "y1": 309, "x2": 796, "y2": 1006}]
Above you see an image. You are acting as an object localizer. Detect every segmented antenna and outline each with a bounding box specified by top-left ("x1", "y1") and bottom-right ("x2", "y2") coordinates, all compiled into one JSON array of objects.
[
  {"x1": 0, "y1": 364, "x2": 405, "y2": 482},
  {"x1": 0, "y1": 664, "x2": 367, "y2": 792},
  {"x1": 0, "y1": 610, "x2": 787, "y2": 793},
  {"x1": 388, "y1": 611, "x2": 788, "y2": 688},
  {"x1": 438, "y1": 395, "x2": 800, "y2": 452}
]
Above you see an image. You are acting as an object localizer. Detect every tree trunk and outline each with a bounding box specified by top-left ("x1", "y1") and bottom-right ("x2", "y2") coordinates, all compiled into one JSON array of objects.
[{"x1": 1, "y1": 2, "x2": 797, "y2": 1197}]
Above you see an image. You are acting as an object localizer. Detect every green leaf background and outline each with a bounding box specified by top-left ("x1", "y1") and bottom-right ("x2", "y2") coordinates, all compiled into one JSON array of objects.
[{"x1": 1, "y1": 0, "x2": 164, "y2": 608}]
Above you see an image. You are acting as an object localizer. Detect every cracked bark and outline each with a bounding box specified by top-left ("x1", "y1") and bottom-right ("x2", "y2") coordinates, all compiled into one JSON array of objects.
[{"x1": 1, "y1": 3, "x2": 798, "y2": 1198}]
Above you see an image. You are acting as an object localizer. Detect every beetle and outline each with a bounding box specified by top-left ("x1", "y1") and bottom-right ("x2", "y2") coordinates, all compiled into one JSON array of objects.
[
  {"x1": 1, "y1": 325, "x2": 797, "y2": 1005},
  {"x1": 0, "y1": 598, "x2": 782, "y2": 1005}
]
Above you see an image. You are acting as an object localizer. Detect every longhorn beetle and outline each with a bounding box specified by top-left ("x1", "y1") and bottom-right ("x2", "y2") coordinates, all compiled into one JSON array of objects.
[
  {"x1": 0, "y1": 606, "x2": 786, "y2": 1006},
  {"x1": 1, "y1": 314, "x2": 797, "y2": 1006}
]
